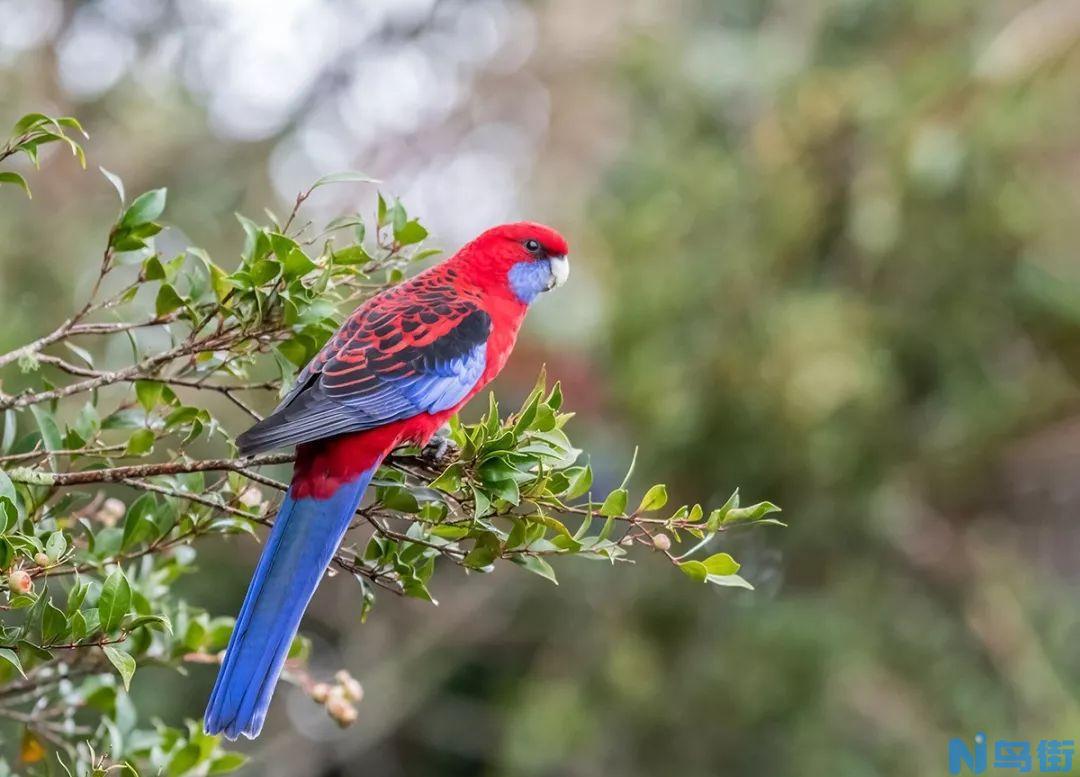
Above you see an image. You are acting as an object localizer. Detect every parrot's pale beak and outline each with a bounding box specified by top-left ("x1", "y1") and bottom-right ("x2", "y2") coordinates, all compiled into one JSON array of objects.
[{"x1": 548, "y1": 255, "x2": 570, "y2": 290}]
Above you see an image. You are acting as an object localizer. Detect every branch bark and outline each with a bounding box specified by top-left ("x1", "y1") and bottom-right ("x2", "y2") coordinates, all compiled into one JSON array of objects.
[
  {"x1": 0, "y1": 326, "x2": 278, "y2": 410},
  {"x1": 8, "y1": 453, "x2": 294, "y2": 486}
]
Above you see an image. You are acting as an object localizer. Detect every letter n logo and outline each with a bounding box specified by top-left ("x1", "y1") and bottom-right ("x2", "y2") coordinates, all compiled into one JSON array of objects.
[{"x1": 949, "y1": 733, "x2": 987, "y2": 775}]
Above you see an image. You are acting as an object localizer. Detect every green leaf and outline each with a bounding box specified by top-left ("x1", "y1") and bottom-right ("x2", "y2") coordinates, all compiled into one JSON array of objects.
[
  {"x1": 0, "y1": 172, "x2": 31, "y2": 199},
  {"x1": 721, "y1": 501, "x2": 782, "y2": 526},
  {"x1": 332, "y1": 245, "x2": 372, "y2": 266},
  {"x1": 0, "y1": 469, "x2": 14, "y2": 503},
  {"x1": 120, "y1": 188, "x2": 167, "y2": 227},
  {"x1": 124, "y1": 428, "x2": 154, "y2": 457},
  {"x1": 395, "y1": 219, "x2": 428, "y2": 245},
  {"x1": 99, "y1": 166, "x2": 125, "y2": 203},
  {"x1": 56, "y1": 116, "x2": 87, "y2": 137},
  {"x1": 167, "y1": 743, "x2": 202, "y2": 776},
  {"x1": 98, "y1": 569, "x2": 132, "y2": 633},
  {"x1": 545, "y1": 381, "x2": 563, "y2": 412},
  {"x1": 707, "y1": 574, "x2": 755, "y2": 590},
  {"x1": 45, "y1": 531, "x2": 65, "y2": 562},
  {"x1": 0, "y1": 648, "x2": 25, "y2": 678},
  {"x1": 324, "y1": 214, "x2": 364, "y2": 233},
  {"x1": 389, "y1": 199, "x2": 407, "y2": 233},
  {"x1": 377, "y1": 192, "x2": 388, "y2": 225},
  {"x1": 66, "y1": 579, "x2": 89, "y2": 614},
  {"x1": 142, "y1": 255, "x2": 166, "y2": 280},
  {"x1": 29, "y1": 406, "x2": 62, "y2": 454},
  {"x1": 102, "y1": 646, "x2": 136, "y2": 691},
  {"x1": 125, "y1": 614, "x2": 172, "y2": 633},
  {"x1": 64, "y1": 341, "x2": 95, "y2": 368},
  {"x1": 412, "y1": 247, "x2": 442, "y2": 262},
  {"x1": 121, "y1": 494, "x2": 157, "y2": 550},
  {"x1": 637, "y1": 484, "x2": 668, "y2": 513},
  {"x1": 463, "y1": 532, "x2": 501, "y2": 569},
  {"x1": 681, "y1": 557, "x2": 753, "y2": 589},
  {"x1": 189, "y1": 248, "x2": 232, "y2": 301},
  {"x1": 678, "y1": 560, "x2": 709, "y2": 582},
  {"x1": 155, "y1": 283, "x2": 185, "y2": 316},
  {"x1": 309, "y1": 170, "x2": 377, "y2": 191},
  {"x1": 17, "y1": 640, "x2": 52, "y2": 663},
  {"x1": 135, "y1": 380, "x2": 164, "y2": 411},
  {"x1": 564, "y1": 465, "x2": 593, "y2": 500},
  {"x1": 429, "y1": 463, "x2": 462, "y2": 492},
  {"x1": 429, "y1": 524, "x2": 470, "y2": 540},
  {"x1": 619, "y1": 446, "x2": 639, "y2": 490},
  {"x1": 42, "y1": 602, "x2": 68, "y2": 643},
  {"x1": 489, "y1": 477, "x2": 521, "y2": 505},
  {"x1": 471, "y1": 485, "x2": 491, "y2": 519},
  {"x1": 2, "y1": 408, "x2": 16, "y2": 453},
  {"x1": 249, "y1": 259, "x2": 280, "y2": 284},
  {"x1": 283, "y1": 248, "x2": 316, "y2": 279},
  {"x1": 702, "y1": 552, "x2": 740, "y2": 576},
  {"x1": 511, "y1": 554, "x2": 558, "y2": 584},
  {"x1": 599, "y1": 488, "x2": 628, "y2": 517},
  {"x1": 706, "y1": 489, "x2": 740, "y2": 530},
  {"x1": 208, "y1": 753, "x2": 250, "y2": 774},
  {"x1": 403, "y1": 575, "x2": 436, "y2": 603},
  {"x1": 13, "y1": 112, "x2": 53, "y2": 133}
]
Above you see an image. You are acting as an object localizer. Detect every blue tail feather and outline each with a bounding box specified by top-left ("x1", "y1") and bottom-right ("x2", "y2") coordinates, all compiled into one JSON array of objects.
[{"x1": 204, "y1": 465, "x2": 377, "y2": 739}]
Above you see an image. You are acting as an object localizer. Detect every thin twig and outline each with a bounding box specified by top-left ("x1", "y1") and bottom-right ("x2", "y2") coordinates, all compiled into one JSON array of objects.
[{"x1": 0, "y1": 442, "x2": 128, "y2": 464}]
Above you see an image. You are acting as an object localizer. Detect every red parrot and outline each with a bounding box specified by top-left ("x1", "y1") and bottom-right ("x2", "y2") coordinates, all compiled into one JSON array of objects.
[{"x1": 204, "y1": 222, "x2": 569, "y2": 739}]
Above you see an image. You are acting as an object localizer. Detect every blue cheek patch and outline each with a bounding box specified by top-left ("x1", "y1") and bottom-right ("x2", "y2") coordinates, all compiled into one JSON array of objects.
[{"x1": 509, "y1": 260, "x2": 551, "y2": 304}]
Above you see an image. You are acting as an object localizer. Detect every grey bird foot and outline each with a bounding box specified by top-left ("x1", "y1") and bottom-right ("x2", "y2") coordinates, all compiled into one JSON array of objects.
[{"x1": 421, "y1": 433, "x2": 459, "y2": 465}]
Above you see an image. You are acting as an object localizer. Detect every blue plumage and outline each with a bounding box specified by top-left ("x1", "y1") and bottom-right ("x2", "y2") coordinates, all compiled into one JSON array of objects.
[
  {"x1": 508, "y1": 259, "x2": 555, "y2": 303},
  {"x1": 338, "y1": 344, "x2": 486, "y2": 416},
  {"x1": 235, "y1": 307, "x2": 490, "y2": 456},
  {"x1": 204, "y1": 466, "x2": 376, "y2": 739}
]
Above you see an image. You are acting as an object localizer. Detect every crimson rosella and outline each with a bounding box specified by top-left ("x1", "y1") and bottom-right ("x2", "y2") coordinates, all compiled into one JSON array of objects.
[{"x1": 204, "y1": 222, "x2": 569, "y2": 739}]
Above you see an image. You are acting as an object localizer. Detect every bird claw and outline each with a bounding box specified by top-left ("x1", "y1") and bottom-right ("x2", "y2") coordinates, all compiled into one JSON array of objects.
[{"x1": 421, "y1": 434, "x2": 458, "y2": 465}]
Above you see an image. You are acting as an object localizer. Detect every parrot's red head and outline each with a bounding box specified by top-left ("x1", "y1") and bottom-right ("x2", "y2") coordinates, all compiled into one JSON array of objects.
[{"x1": 455, "y1": 221, "x2": 570, "y2": 304}]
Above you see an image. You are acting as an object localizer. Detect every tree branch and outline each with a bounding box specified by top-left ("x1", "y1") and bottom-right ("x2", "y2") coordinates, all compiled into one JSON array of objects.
[
  {"x1": 0, "y1": 326, "x2": 278, "y2": 410},
  {"x1": 8, "y1": 453, "x2": 294, "y2": 486}
]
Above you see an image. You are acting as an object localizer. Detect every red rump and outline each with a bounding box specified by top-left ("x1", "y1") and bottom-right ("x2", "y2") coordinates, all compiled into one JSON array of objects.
[{"x1": 291, "y1": 414, "x2": 441, "y2": 499}]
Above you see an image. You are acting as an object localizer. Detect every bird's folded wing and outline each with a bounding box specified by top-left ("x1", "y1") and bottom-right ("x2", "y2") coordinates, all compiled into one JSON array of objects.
[{"x1": 237, "y1": 301, "x2": 490, "y2": 454}]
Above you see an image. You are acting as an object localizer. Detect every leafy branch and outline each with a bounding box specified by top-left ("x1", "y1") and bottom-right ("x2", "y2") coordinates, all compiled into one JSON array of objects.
[
  {"x1": 0, "y1": 112, "x2": 87, "y2": 201},
  {"x1": 0, "y1": 112, "x2": 781, "y2": 775}
]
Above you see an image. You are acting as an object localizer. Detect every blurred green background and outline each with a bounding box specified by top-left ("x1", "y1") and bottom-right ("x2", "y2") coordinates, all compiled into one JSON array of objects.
[{"x1": 5, "y1": 0, "x2": 1080, "y2": 774}]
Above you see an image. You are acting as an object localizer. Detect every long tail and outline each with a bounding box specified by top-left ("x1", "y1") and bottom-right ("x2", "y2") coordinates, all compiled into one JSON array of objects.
[{"x1": 204, "y1": 463, "x2": 378, "y2": 739}]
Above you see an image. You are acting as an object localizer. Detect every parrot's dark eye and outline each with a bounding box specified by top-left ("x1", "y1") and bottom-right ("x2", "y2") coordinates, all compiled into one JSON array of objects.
[{"x1": 524, "y1": 239, "x2": 542, "y2": 254}]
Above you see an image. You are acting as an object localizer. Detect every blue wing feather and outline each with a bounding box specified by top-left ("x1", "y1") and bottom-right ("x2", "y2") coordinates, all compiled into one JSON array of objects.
[{"x1": 236, "y1": 304, "x2": 489, "y2": 454}]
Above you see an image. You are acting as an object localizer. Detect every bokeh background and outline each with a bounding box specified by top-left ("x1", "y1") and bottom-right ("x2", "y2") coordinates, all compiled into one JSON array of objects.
[{"x1": 4, "y1": 0, "x2": 1080, "y2": 774}]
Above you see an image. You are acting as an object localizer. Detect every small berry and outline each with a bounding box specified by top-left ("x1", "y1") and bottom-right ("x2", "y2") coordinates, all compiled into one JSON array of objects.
[
  {"x1": 8, "y1": 570, "x2": 32, "y2": 595},
  {"x1": 33, "y1": 553, "x2": 50, "y2": 568},
  {"x1": 310, "y1": 682, "x2": 331, "y2": 704},
  {"x1": 652, "y1": 533, "x2": 672, "y2": 551},
  {"x1": 325, "y1": 688, "x2": 358, "y2": 726},
  {"x1": 335, "y1": 670, "x2": 363, "y2": 702}
]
